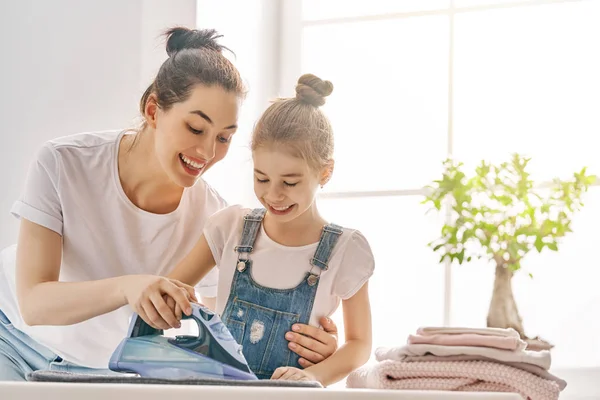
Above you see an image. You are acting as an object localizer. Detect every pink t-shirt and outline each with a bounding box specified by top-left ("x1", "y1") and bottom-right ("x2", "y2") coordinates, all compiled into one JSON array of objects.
[{"x1": 203, "y1": 205, "x2": 375, "y2": 327}]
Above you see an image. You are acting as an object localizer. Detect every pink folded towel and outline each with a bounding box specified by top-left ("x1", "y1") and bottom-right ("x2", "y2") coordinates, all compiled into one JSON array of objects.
[
  {"x1": 417, "y1": 326, "x2": 520, "y2": 338},
  {"x1": 408, "y1": 333, "x2": 528, "y2": 351},
  {"x1": 346, "y1": 360, "x2": 560, "y2": 400},
  {"x1": 399, "y1": 354, "x2": 567, "y2": 391}
]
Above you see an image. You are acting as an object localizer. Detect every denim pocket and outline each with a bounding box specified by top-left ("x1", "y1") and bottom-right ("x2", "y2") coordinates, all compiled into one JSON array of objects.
[{"x1": 226, "y1": 298, "x2": 299, "y2": 377}]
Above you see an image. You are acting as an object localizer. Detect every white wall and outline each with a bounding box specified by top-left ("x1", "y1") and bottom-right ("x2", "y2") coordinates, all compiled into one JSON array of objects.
[
  {"x1": 0, "y1": 0, "x2": 197, "y2": 249},
  {"x1": 196, "y1": 0, "x2": 282, "y2": 208},
  {"x1": 140, "y1": 0, "x2": 197, "y2": 92}
]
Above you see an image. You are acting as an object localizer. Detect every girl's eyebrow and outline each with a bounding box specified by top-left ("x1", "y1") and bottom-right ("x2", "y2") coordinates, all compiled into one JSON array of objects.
[{"x1": 254, "y1": 168, "x2": 303, "y2": 178}]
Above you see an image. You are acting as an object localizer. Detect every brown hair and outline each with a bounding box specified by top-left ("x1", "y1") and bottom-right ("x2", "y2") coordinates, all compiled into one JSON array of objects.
[
  {"x1": 250, "y1": 74, "x2": 334, "y2": 170},
  {"x1": 138, "y1": 27, "x2": 246, "y2": 128}
]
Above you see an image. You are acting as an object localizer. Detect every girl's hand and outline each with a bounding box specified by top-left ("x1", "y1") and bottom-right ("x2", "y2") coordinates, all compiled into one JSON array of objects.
[
  {"x1": 271, "y1": 366, "x2": 317, "y2": 382},
  {"x1": 285, "y1": 317, "x2": 339, "y2": 367},
  {"x1": 120, "y1": 275, "x2": 197, "y2": 330}
]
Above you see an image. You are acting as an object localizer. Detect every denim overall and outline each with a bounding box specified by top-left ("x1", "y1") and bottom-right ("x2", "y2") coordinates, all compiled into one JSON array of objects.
[{"x1": 221, "y1": 208, "x2": 343, "y2": 380}]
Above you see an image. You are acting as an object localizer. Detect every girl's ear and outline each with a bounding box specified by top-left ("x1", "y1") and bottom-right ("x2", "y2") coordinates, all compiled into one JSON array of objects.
[{"x1": 320, "y1": 160, "x2": 335, "y2": 187}]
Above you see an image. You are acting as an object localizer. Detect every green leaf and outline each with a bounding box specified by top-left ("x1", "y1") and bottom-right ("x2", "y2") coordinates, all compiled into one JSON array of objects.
[
  {"x1": 508, "y1": 242, "x2": 520, "y2": 260},
  {"x1": 534, "y1": 236, "x2": 545, "y2": 252},
  {"x1": 528, "y1": 273, "x2": 534, "y2": 279},
  {"x1": 497, "y1": 195, "x2": 513, "y2": 206},
  {"x1": 547, "y1": 242, "x2": 558, "y2": 251},
  {"x1": 456, "y1": 249, "x2": 465, "y2": 264},
  {"x1": 586, "y1": 175, "x2": 597, "y2": 185}
]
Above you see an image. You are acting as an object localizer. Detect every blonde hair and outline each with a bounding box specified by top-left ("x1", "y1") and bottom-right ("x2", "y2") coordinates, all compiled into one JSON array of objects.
[{"x1": 250, "y1": 74, "x2": 334, "y2": 170}]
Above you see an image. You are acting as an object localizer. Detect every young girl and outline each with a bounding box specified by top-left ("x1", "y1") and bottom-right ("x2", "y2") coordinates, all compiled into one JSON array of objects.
[{"x1": 167, "y1": 74, "x2": 374, "y2": 386}]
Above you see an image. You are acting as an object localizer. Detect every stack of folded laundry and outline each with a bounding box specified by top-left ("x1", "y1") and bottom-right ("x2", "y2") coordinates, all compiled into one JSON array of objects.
[{"x1": 347, "y1": 326, "x2": 566, "y2": 400}]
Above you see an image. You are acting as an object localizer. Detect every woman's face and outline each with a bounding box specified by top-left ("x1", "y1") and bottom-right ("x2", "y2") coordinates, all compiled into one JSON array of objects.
[{"x1": 149, "y1": 84, "x2": 240, "y2": 188}]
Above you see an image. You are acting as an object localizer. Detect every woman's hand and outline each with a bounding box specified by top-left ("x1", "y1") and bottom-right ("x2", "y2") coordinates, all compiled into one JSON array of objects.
[
  {"x1": 119, "y1": 275, "x2": 197, "y2": 330},
  {"x1": 285, "y1": 316, "x2": 339, "y2": 367},
  {"x1": 163, "y1": 295, "x2": 184, "y2": 321},
  {"x1": 163, "y1": 294, "x2": 206, "y2": 321}
]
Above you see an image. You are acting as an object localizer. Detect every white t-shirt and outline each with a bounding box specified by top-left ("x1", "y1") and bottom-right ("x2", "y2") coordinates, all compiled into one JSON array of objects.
[
  {"x1": 203, "y1": 205, "x2": 375, "y2": 327},
  {"x1": 0, "y1": 130, "x2": 225, "y2": 368}
]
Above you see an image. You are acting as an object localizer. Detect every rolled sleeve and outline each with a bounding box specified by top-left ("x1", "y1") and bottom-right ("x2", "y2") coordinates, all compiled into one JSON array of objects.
[{"x1": 10, "y1": 143, "x2": 63, "y2": 235}]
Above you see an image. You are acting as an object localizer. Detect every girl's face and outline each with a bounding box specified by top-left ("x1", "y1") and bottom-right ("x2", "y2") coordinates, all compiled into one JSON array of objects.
[
  {"x1": 146, "y1": 84, "x2": 240, "y2": 188},
  {"x1": 252, "y1": 146, "x2": 330, "y2": 224}
]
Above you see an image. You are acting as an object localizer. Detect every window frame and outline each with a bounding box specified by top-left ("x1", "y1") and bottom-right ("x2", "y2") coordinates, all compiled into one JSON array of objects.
[{"x1": 279, "y1": 0, "x2": 600, "y2": 326}]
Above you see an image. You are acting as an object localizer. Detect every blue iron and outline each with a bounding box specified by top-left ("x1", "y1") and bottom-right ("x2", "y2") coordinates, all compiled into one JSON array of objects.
[{"x1": 109, "y1": 303, "x2": 258, "y2": 381}]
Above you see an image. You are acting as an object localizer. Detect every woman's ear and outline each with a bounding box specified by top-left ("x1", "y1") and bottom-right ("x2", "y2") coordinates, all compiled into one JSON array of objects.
[
  {"x1": 320, "y1": 160, "x2": 335, "y2": 187},
  {"x1": 144, "y1": 93, "x2": 160, "y2": 129}
]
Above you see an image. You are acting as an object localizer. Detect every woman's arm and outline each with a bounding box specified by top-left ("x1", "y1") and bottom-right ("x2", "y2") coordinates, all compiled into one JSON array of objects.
[
  {"x1": 284, "y1": 317, "x2": 339, "y2": 367},
  {"x1": 272, "y1": 282, "x2": 372, "y2": 386},
  {"x1": 16, "y1": 218, "x2": 196, "y2": 329}
]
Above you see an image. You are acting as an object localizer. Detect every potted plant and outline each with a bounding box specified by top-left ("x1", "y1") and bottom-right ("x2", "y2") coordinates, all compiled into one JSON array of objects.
[{"x1": 423, "y1": 154, "x2": 596, "y2": 349}]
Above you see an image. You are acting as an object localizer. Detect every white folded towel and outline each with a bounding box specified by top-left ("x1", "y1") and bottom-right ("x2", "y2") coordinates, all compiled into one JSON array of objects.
[{"x1": 417, "y1": 326, "x2": 520, "y2": 338}]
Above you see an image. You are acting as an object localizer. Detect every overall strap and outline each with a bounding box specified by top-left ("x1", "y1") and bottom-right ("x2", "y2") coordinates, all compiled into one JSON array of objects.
[
  {"x1": 234, "y1": 208, "x2": 266, "y2": 254},
  {"x1": 310, "y1": 223, "x2": 344, "y2": 271}
]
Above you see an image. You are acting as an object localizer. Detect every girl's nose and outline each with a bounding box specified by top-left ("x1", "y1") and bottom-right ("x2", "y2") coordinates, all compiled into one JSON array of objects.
[{"x1": 267, "y1": 186, "x2": 285, "y2": 201}]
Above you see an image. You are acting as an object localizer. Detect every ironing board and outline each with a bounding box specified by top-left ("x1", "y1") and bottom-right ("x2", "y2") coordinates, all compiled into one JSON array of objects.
[{"x1": 25, "y1": 370, "x2": 322, "y2": 387}]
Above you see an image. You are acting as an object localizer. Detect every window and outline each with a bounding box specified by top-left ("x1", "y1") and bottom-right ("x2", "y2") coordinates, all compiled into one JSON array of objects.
[{"x1": 281, "y1": 0, "x2": 600, "y2": 368}]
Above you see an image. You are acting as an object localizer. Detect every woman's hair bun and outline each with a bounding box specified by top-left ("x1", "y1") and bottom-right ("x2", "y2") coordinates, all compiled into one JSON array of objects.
[
  {"x1": 164, "y1": 27, "x2": 225, "y2": 57},
  {"x1": 295, "y1": 74, "x2": 334, "y2": 107}
]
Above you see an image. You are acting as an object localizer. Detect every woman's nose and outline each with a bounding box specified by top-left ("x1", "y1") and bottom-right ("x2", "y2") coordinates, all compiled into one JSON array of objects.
[{"x1": 195, "y1": 135, "x2": 216, "y2": 161}]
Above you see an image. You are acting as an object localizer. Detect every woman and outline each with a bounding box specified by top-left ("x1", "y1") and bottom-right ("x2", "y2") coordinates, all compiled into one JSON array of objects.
[{"x1": 0, "y1": 27, "x2": 338, "y2": 382}]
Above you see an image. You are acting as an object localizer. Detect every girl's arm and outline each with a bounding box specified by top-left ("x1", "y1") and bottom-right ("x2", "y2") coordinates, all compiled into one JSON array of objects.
[
  {"x1": 200, "y1": 296, "x2": 217, "y2": 311},
  {"x1": 164, "y1": 234, "x2": 217, "y2": 318},
  {"x1": 167, "y1": 234, "x2": 216, "y2": 286},
  {"x1": 272, "y1": 281, "x2": 372, "y2": 386}
]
